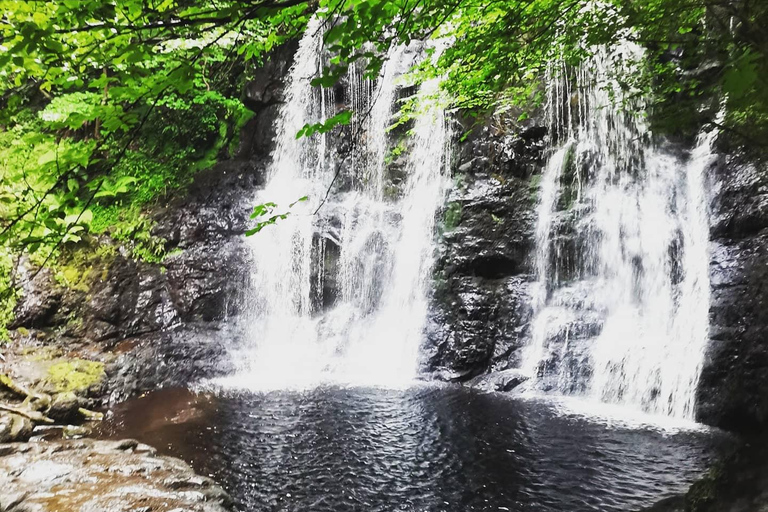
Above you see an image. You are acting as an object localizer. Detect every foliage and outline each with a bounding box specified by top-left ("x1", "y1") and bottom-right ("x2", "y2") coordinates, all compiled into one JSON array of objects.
[
  {"x1": 0, "y1": 1, "x2": 274, "y2": 336},
  {"x1": 2, "y1": 0, "x2": 765, "y2": 255},
  {"x1": 443, "y1": 201, "x2": 463, "y2": 231},
  {"x1": 296, "y1": 110, "x2": 352, "y2": 139},
  {"x1": 246, "y1": 196, "x2": 309, "y2": 236},
  {"x1": 45, "y1": 359, "x2": 105, "y2": 393},
  {"x1": 0, "y1": 248, "x2": 17, "y2": 343},
  {"x1": 0, "y1": 0, "x2": 275, "y2": 265}
]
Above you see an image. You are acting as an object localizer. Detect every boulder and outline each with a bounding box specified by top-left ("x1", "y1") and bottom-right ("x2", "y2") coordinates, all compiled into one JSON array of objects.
[
  {"x1": 47, "y1": 392, "x2": 82, "y2": 422},
  {"x1": 62, "y1": 424, "x2": 90, "y2": 439},
  {"x1": 10, "y1": 268, "x2": 63, "y2": 329},
  {"x1": 468, "y1": 369, "x2": 530, "y2": 392},
  {"x1": 0, "y1": 412, "x2": 34, "y2": 443}
]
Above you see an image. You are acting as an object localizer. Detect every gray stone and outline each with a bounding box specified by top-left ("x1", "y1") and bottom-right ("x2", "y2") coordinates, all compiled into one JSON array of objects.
[
  {"x1": 47, "y1": 392, "x2": 81, "y2": 422},
  {"x1": 0, "y1": 412, "x2": 33, "y2": 443},
  {"x1": 697, "y1": 154, "x2": 768, "y2": 431},
  {"x1": 468, "y1": 369, "x2": 530, "y2": 392},
  {"x1": 62, "y1": 424, "x2": 90, "y2": 439},
  {"x1": 0, "y1": 439, "x2": 232, "y2": 512}
]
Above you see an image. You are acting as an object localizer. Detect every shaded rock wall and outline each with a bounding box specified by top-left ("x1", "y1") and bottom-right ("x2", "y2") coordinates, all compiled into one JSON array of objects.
[
  {"x1": 424, "y1": 119, "x2": 545, "y2": 382},
  {"x1": 639, "y1": 438, "x2": 768, "y2": 512},
  {"x1": 697, "y1": 152, "x2": 768, "y2": 431}
]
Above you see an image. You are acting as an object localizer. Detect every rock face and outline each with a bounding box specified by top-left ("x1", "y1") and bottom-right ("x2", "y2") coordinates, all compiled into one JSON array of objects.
[
  {"x1": 5, "y1": 37, "x2": 768, "y2": 440},
  {"x1": 422, "y1": 105, "x2": 768, "y2": 436},
  {"x1": 0, "y1": 439, "x2": 231, "y2": 512},
  {"x1": 697, "y1": 152, "x2": 768, "y2": 432},
  {"x1": 423, "y1": 119, "x2": 545, "y2": 382},
  {"x1": 105, "y1": 325, "x2": 240, "y2": 403},
  {"x1": 425, "y1": 117, "x2": 768, "y2": 435}
]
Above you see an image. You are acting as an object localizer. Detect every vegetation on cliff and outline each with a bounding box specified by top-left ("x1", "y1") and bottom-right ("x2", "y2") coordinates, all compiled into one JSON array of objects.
[{"x1": 0, "y1": 0, "x2": 765, "y2": 339}]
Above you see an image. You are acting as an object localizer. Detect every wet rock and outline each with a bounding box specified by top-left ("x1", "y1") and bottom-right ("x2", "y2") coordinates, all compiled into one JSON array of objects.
[
  {"x1": 697, "y1": 154, "x2": 768, "y2": 432},
  {"x1": 0, "y1": 412, "x2": 34, "y2": 443},
  {"x1": 242, "y1": 41, "x2": 297, "y2": 111},
  {"x1": 640, "y1": 495, "x2": 685, "y2": 512},
  {"x1": 468, "y1": 369, "x2": 530, "y2": 392},
  {"x1": 239, "y1": 42, "x2": 298, "y2": 159},
  {"x1": 240, "y1": 103, "x2": 283, "y2": 157},
  {"x1": 0, "y1": 349, "x2": 109, "y2": 426},
  {"x1": 709, "y1": 154, "x2": 768, "y2": 239},
  {"x1": 84, "y1": 256, "x2": 178, "y2": 343},
  {"x1": 26, "y1": 393, "x2": 51, "y2": 412},
  {"x1": 106, "y1": 325, "x2": 232, "y2": 403},
  {"x1": 62, "y1": 424, "x2": 90, "y2": 439},
  {"x1": 424, "y1": 118, "x2": 544, "y2": 381},
  {"x1": 640, "y1": 439, "x2": 768, "y2": 512},
  {"x1": 47, "y1": 392, "x2": 82, "y2": 422},
  {"x1": 0, "y1": 439, "x2": 231, "y2": 511},
  {"x1": 10, "y1": 268, "x2": 63, "y2": 330}
]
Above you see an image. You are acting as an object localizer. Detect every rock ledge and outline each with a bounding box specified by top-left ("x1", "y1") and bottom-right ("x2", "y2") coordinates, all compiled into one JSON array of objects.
[{"x1": 0, "y1": 438, "x2": 231, "y2": 512}]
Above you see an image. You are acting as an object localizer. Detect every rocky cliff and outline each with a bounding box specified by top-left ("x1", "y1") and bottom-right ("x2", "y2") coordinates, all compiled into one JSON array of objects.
[
  {"x1": 698, "y1": 149, "x2": 768, "y2": 432},
  {"x1": 424, "y1": 117, "x2": 545, "y2": 385},
  {"x1": 3, "y1": 43, "x2": 768, "y2": 438}
]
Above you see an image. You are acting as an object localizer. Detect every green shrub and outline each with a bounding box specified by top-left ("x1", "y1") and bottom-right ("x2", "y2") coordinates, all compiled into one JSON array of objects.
[
  {"x1": 444, "y1": 201, "x2": 463, "y2": 231},
  {"x1": 0, "y1": 249, "x2": 18, "y2": 343}
]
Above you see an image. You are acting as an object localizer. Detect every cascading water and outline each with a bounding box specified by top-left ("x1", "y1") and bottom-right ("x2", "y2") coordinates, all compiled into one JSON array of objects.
[
  {"x1": 214, "y1": 22, "x2": 451, "y2": 390},
  {"x1": 524, "y1": 45, "x2": 717, "y2": 420}
]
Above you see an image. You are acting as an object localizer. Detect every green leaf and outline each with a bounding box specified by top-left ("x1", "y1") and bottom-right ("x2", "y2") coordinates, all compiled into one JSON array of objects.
[
  {"x1": 296, "y1": 110, "x2": 353, "y2": 139},
  {"x1": 723, "y1": 51, "x2": 759, "y2": 100},
  {"x1": 79, "y1": 209, "x2": 93, "y2": 225},
  {"x1": 289, "y1": 196, "x2": 309, "y2": 207}
]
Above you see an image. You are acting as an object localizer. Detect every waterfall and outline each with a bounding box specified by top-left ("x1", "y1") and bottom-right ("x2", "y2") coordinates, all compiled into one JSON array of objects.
[
  {"x1": 214, "y1": 23, "x2": 451, "y2": 391},
  {"x1": 524, "y1": 45, "x2": 717, "y2": 420}
]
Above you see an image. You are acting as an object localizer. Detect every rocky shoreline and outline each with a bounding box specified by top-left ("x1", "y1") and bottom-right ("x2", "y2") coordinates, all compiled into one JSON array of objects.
[{"x1": 0, "y1": 439, "x2": 231, "y2": 512}]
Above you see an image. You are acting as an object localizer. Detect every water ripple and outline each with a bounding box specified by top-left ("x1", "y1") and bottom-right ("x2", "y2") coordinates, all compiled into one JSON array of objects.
[{"x1": 97, "y1": 386, "x2": 732, "y2": 512}]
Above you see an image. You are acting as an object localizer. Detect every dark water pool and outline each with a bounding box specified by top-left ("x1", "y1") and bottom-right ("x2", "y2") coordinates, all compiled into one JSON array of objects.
[{"x1": 96, "y1": 385, "x2": 732, "y2": 512}]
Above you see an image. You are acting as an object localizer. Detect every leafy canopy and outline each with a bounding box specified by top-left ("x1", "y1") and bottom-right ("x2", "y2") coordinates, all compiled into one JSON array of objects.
[{"x1": 0, "y1": 0, "x2": 766, "y2": 257}]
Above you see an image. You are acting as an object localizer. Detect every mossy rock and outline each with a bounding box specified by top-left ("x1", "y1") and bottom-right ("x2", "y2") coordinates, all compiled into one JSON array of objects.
[
  {"x1": 444, "y1": 201, "x2": 463, "y2": 231},
  {"x1": 44, "y1": 359, "x2": 105, "y2": 395},
  {"x1": 0, "y1": 412, "x2": 34, "y2": 443},
  {"x1": 48, "y1": 391, "x2": 83, "y2": 422}
]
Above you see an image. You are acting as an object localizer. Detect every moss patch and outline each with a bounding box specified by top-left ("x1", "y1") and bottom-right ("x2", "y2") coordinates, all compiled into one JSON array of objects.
[
  {"x1": 528, "y1": 173, "x2": 543, "y2": 203},
  {"x1": 46, "y1": 359, "x2": 105, "y2": 394},
  {"x1": 444, "y1": 201, "x2": 463, "y2": 231},
  {"x1": 52, "y1": 242, "x2": 117, "y2": 293}
]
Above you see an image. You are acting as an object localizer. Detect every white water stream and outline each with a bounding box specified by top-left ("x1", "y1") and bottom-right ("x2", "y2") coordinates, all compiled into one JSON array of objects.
[
  {"x1": 525, "y1": 46, "x2": 717, "y2": 420},
  {"x1": 209, "y1": 23, "x2": 716, "y2": 420},
  {"x1": 214, "y1": 22, "x2": 451, "y2": 391}
]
